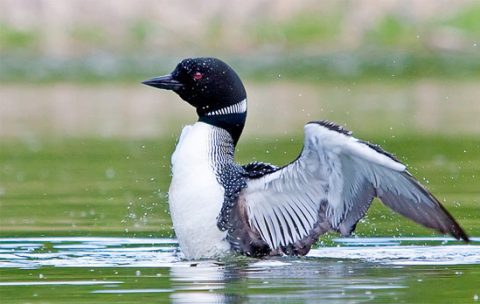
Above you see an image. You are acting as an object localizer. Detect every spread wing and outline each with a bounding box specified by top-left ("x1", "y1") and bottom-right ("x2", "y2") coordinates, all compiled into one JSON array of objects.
[{"x1": 241, "y1": 121, "x2": 469, "y2": 252}]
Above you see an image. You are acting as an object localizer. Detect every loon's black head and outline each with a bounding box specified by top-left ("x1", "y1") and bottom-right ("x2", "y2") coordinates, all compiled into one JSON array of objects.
[
  {"x1": 143, "y1": 57, "x2": 246, "y2": 116},
  {"x1": 143, "y1": 57, "x2": 247, "y2": 145}
]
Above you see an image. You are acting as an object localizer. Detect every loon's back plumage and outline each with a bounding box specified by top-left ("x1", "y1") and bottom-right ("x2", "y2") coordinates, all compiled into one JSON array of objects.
[{"x1": 143, "y1": 57, "x2": 469, "y2": 260}]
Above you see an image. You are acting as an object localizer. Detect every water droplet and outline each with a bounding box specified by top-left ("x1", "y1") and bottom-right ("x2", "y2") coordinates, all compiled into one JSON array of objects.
[{"x1": 105, "y1": 168, "x2": 116, "y2": 179}]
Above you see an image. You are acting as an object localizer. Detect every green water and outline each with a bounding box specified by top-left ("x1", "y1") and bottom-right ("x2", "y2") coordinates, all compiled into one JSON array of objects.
[
  {"x1": 0, "y1": 136, "x2": 479, "y2": 303},
  {"x1": 0, "y1": 239, "x2": 479, "y2": 304},
  {"x1": 1, "y1": 136, "x2": 479, "y2": 237}
]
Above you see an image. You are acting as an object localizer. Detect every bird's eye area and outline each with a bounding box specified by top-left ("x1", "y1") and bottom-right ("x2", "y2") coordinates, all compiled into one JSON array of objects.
[{"x1": 193, "y1": 72, "x2": 203, "y2": 81}]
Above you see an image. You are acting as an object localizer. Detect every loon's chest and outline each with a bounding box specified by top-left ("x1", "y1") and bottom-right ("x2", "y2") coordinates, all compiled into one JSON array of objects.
[{"x1": 168, "y1": 122, "x2": 230, "y2": 259}]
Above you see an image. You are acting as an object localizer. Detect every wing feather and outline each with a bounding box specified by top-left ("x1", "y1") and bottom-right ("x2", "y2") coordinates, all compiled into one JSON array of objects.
[
  {"x1": 272, "y1": 208, "x2": 289, "y2": 246},
  {"x1": 241, "y1": 120, "x2": 469, "y2": 253},
  {"x1": 280, "y1": 204, "x2": 302, "y2": 241}
]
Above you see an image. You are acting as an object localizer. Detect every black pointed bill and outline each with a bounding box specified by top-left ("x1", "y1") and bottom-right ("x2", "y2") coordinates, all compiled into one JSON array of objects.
[{"x1": 142, "y1": 74, "x2": 183, "y2": 91}]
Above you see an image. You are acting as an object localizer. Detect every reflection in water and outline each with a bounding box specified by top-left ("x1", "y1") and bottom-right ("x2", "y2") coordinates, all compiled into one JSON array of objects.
[
  {"x1": 170, "y1": 262, "x2": 235, "y2": 303},
  {"x1": 0, "y1": 237, "x2": 479, "y2": 303},
  {"x1": 168, "y1": 258, "x2": 408, "y2": 303}
]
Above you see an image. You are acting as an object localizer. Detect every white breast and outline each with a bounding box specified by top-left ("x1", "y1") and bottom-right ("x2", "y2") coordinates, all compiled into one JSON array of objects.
[{"x1": 168, "y1": 122, "x2": 230, "y2": 259}]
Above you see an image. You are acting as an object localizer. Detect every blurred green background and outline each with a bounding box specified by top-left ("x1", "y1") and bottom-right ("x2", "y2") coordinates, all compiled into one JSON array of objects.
[
  {"x1": 0, "y1": 0, "x2": 479, "y2": 238},
  {"x1": 1, "y1": 0, "x2": 480, "y2": 83}
]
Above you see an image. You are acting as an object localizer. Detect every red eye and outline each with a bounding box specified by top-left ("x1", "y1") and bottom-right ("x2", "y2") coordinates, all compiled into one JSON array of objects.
[{"x1": 193, "y1": 72, "x2": 203, "y2": 81}]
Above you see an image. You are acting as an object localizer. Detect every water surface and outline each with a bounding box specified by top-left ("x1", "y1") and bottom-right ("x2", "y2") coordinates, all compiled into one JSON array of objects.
[
  {"x1": 1, "y1": 237, "x2": 479, "y2": 303},
  {"x1": 1, "y1": 81, "x2": 479, "y2": 303}
]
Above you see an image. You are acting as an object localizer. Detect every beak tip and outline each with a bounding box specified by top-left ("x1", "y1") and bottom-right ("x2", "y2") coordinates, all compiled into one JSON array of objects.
[
  {"x1": 140, "y1": 74, "x2": 182, "y2": 90},
  {"x1": 141, "y1": 79, "x2": 155, "y2": 86}
]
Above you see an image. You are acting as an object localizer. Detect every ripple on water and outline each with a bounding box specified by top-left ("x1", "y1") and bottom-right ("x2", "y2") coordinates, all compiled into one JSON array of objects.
[
  {"x1": 0, "y1": 237, "x2": 478, "y2": 269},
  {"x1": 0, "y1": 281, "x2": 123, "y2": 286},
  {"x1": 91, "y1": 289, "x2": 173, "y2": 294},
  {"x1": 309, "y1": 237, "x2": 480, "y2": 266}
]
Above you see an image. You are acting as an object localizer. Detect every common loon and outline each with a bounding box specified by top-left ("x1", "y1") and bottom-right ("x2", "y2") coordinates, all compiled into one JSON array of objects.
[{"x1": 142, "y1": 57, "x2": 469, "y2": 260}]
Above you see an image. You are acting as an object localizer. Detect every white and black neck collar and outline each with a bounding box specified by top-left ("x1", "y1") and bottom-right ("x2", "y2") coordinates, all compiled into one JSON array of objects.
[
  {"x1": 205, "y1": 99, "x2": 247, "y2": 116},
  {"x1": 198, "y1": 99, "x2": 247, "y2": 146}
]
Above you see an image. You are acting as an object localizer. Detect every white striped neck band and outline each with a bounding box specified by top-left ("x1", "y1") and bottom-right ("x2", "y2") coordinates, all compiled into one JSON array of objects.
[{"x1": 205, "y1": 99, "x2": 247, "y2": 116}]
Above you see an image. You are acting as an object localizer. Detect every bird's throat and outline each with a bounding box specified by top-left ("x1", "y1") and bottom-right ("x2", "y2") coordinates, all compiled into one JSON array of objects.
[
  {"x1": 198, "y1": 100, "x2": 247, "y2": 146},
  {"x1": 198, "y1": 112, "x2": 246, "y2": 146}
]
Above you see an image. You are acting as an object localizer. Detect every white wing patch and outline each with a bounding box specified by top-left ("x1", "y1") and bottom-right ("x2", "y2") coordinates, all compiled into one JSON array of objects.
[
  {"x1": 305, "y1": 124, "x2": 405, "y2": 172},
  {"x1": 246, "y1": 167, "x2": 323, "y2": 249},
  {"x1": 241, "y1": 121, "x2": 467, "y2": 252}
]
